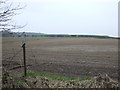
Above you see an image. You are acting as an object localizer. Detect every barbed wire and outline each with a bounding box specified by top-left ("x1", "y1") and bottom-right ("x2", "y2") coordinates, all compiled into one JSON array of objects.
[
  {"x1": 26, "y1": 46, "x2": 39, "y2": 66},
  {"x1": 3, "y1": 33, "x2": 39, "y2": 71},
  {"x1": 3, "y1": 48, "x2": 22, "y2": 61}
]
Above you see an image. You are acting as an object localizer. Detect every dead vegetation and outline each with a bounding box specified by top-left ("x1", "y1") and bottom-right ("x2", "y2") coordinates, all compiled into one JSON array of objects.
[{"x1": 2, "y1": 68, "x2": 119, "y2": 88}]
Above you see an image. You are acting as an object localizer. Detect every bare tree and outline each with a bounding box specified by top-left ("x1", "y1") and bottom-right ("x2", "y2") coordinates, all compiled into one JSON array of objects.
[{"x1": 0, "y1": 0, "x2": 26, "y2": 31}]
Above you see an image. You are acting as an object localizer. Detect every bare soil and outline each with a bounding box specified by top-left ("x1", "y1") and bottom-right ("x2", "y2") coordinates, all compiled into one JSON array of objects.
[{"x1": 2, "y1": 37, "x2": 118, "y2": 80}]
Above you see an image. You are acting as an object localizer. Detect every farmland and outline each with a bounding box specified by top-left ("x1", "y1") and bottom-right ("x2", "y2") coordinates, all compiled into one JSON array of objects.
[{"x1": 2, "y1": 37, "x2": 118, "y2": 81}]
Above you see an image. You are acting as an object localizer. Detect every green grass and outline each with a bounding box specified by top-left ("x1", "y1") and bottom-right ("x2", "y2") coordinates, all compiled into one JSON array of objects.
[{"x1": 26, "y1": 72, "x2": 91, "y2": 81}]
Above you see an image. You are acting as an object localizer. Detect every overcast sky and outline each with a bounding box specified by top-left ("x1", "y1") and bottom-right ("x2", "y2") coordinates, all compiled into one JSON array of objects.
[{"x1": 11, "y1": 0, "x2": 119, "y2": 37}]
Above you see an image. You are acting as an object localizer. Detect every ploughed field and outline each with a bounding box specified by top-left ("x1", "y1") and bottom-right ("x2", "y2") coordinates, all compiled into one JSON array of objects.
[{"x1": 3, "y1": 37, "x2": 118, "y2": 80}]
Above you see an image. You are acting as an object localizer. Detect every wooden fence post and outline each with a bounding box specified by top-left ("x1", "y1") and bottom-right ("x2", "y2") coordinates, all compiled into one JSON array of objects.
[{"x1": 22, "y1": 43, "x2": 26, "y2": 77}]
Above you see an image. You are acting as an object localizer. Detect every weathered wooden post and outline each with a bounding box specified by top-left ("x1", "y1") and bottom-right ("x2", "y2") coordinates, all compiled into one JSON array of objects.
[
  {"x1": 21, "y1": 32, "x2": 27, "y2": 77},
  {"x1": 22, "y1": 43, "x2": 26, "y2": 77}
]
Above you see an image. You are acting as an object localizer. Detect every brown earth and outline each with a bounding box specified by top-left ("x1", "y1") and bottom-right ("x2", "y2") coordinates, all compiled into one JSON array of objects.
[{"x1": 2, "y1": 37, "x2": 118, "y2": 80}]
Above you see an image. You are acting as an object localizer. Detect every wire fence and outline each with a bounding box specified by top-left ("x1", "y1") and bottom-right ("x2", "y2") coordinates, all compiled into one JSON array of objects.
[
  {"x1": 2, "y1": 36, "x2": 118, "y2": 80},
  {"x1": 2, "y1": 37, "x2": 38, "y2": 73},
  {"x1": 2, "y1": 36, "x2": 72, "y2": 74}
]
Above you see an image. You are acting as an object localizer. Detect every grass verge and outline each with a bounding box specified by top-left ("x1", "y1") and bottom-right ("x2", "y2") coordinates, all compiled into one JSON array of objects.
[{"x1": 26, "y1": 72, "x2": 91, "y2": 81}]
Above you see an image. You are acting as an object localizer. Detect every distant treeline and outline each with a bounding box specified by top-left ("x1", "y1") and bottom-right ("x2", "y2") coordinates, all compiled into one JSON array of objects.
[
  {"x1": 31, "y1": 34, "x2": 118, "y2": 39},
  {"x1": 1, "y1": 30, "x2": 119, "y2": 39}
]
